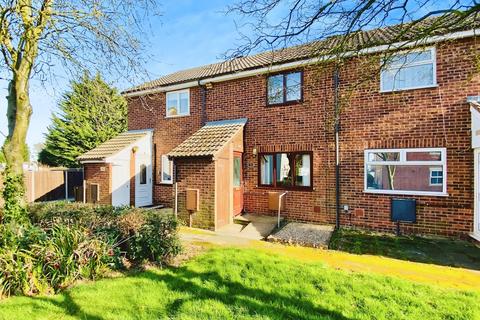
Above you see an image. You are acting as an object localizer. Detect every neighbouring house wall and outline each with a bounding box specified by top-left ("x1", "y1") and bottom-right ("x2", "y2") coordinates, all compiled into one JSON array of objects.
[
  {"x1": 127, "y1": 37, "x2": 479, "y2": 237},
  {"x1": 175, "y1": 157, "x2": 216, "y2": 230},
  {"x1": 337, "y1": 38, "x2": 478, "y2": 236},
  {"x1": 83, "y1": 163, "x2": 112, "y2": 205}
]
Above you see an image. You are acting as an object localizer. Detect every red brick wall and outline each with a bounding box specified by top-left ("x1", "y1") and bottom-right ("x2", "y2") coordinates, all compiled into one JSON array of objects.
[
  {"x1": 337, "y1": 38, "x2": 479, "y2": 236},
  {"x1": 127, "y1": 88, "x2": 204, "y2": 206},
  {"x1": 127, "y1": 37, "x2": 479, "y2": 236},
  {"x1": 83, "y1": 163, "x2": 112, "y2": 205},
  {"x1": 174, "y1": 157, "x2": 216, "y2": 230}
]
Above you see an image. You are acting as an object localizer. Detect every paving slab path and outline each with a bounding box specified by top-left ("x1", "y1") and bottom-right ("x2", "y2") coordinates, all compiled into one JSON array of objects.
[{"x1": 180, "y1": 227, "x2": 480, "y2": 291}]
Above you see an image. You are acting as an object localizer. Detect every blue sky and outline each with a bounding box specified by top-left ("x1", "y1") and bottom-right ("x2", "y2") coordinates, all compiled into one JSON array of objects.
[{"x1": 0, "y1": 0, "x2": 240, "y2": 153}]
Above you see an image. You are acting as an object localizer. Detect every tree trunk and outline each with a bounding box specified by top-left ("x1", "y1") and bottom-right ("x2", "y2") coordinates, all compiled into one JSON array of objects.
[{"x1": 2, "y1": 73, "x2": 32, "y2": 223}]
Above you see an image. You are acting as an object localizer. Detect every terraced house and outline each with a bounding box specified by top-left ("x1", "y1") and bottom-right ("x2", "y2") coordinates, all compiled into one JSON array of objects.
[{"x1": 78, "y1": 16, "x2": 480, "y2": 239}]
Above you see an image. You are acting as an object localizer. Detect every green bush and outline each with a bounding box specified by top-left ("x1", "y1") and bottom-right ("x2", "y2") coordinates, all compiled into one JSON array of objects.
[
  {"x1": 0, "y1": 203, "x2": 181, "y2": 298},
  {"x1": 0, "y1": 223, "x2": 111, "y2": 297},
  {"x1": 117, "y1": 209, "x2": 182, "y2": 264},
  {"x1": 29, "y1": 202, "x2": 181, "y2": 265}
]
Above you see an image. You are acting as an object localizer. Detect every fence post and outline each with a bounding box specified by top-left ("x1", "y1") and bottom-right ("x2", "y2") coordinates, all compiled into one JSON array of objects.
[
  {"x1": 31, "y1": 170, "x2": 35, "y2": 203},
  {"x1": 65, "y1": 170, "x2": 68, "y2": 200},
  {"x1": 83, "y1": 179, "x2": 86, "y2": 203}
]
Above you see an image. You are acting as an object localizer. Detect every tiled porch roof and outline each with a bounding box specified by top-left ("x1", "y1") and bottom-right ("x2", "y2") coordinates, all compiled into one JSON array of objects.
[
  {"x1": 168, "y1": 119, "x2": 247, "y2": 158},
  {"x1": 77, "y1": 131, "x2": 148, "y2": 162}
]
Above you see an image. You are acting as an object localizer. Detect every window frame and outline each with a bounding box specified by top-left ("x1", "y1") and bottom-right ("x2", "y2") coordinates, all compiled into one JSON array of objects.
[
  {"x1": 364, "y1": 147, "x2": 447, "y2": 196},
  {"x1": 257, "y1": 151, "x2": 313, "y2": 191},
  {"x1": 429, "y1": 167, "x2": 443, "y2": 186},
  {"x1": 165, "y1": 89, "x2": 190, "y2": 118},
  {"x1": 380, "y1": 47, "x2": 437, "y2": 93},
  {"x1": 266, "y1": 70, "x2": 304, "y2": 106},
  {"x1": 160, "y1": 155, "x2": 173, "y2": 184}
]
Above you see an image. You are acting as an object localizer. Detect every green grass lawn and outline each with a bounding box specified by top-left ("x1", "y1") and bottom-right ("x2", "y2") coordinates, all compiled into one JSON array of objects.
[
  {"x1": 0, "y1": 248, "x2": 478, "y2": 320},
  {"x1": 329, "y1": 228, "x2": 480, "y2": 270}
]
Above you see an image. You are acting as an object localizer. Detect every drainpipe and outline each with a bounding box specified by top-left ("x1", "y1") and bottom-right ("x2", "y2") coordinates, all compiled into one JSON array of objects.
[
  {"x1": 198, "y1": 80, "x2": 207, "y2": 126},
  {"x1": 334, "y1": 66, "x2": 341, "y2": 230}
]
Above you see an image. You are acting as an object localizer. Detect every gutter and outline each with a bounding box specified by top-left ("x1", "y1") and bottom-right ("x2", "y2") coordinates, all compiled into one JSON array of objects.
[{"x1": 123, "y1": 28, "x2": 480, "y2": 98}]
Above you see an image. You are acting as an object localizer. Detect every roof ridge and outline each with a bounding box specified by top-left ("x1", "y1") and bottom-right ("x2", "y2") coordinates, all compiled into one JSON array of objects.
[{"x1": 125, "y1": 12, "x2": 478, "y2": 94}]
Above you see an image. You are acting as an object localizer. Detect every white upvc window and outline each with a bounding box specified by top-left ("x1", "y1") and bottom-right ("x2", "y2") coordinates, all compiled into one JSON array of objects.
[
  {"x1": 161, "y1": 155, "x2": 173, "y2": 184},
  {"x1": 166, "y1": 89, "x2": 190, "y2": 117},
  {"x1": 364, "y1": 148, "x2": 447, "y2": 196},
  {"x1": 380, "y1": 47, "x2": 436, "y2": 92}
]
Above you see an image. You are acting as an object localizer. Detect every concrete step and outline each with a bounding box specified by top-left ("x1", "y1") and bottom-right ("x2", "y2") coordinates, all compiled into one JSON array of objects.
[
  {"x1": 221, "y1": 213, "x2": 284, "y2": 240},
  {"x1": 234, "y1": 213, "x2": 285, "y2": 225}
]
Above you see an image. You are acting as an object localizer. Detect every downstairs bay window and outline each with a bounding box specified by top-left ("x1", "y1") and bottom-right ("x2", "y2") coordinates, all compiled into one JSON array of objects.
[
  {"x1": 364, "y1": 148, "x2": 447, "y2": 196},
  {"x1": 259, "y1": 152, "x2": 312, "y2": 189}
]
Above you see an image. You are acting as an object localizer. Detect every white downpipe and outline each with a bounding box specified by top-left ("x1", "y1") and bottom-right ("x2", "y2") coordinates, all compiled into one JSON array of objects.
[
  {"x1": 278, "y1": 191, "x2": 288, "y2": 228},
  {"x1": 174, "y1": 182, "x2": 178, "y2": 218}
]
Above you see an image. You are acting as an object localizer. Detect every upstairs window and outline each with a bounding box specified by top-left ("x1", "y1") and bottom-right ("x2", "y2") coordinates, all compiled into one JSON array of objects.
[
  {"x1": 161, "y1": 155, "x2": 173, "y2": 184},
  {"x1": 259, "y1": 152, "x2": 312, "y2": 189},
  {"x1": 166, "y1": 89, "x2": 190, "y2": 117},
  {"x1": 267, "y1": 71, "x2": 302, "y2": 105},
  {"x1": 380, "y1": 48, "x2": 436, "y2": 92},
  {"x1": 365, "y1": 148, "x2": 446, "y2": 196}
]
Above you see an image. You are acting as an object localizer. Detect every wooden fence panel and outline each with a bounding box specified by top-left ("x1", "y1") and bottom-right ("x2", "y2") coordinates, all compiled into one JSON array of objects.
[{"x1": 1, "y1": 168, "x2": 83, "y2": 204}]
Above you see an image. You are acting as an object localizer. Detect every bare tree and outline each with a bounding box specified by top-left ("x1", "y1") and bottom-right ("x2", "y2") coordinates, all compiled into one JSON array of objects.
[
  {"x1": 228, "y1": 0, "x2": 479, "y2": 58},
  {"x1": 0, "y1": 0, "x2": 158, "y2": 221}
]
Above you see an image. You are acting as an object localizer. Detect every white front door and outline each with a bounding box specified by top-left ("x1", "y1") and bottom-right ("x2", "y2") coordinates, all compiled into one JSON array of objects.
[
  {"x1": 135, "y1": 153, "x2": 153, "y2": 207},
  {"x1": 111, "y1": 161, "x2": 130, "y2": 206},
  {"x1": 475, "y1": 150, "x2": 480, "y2": 238}
]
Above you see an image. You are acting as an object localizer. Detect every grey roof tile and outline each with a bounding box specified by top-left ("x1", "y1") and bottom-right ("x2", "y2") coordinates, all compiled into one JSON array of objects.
[
  {"x1": 77, "y1": 131, "x2": 148, "y2": 162},
  {"x1": 124, "y1": 14, "x2": 478, "y2": 94},
  {"x1": 168, "y1": 119, "x2": 247, "y2": 158}
]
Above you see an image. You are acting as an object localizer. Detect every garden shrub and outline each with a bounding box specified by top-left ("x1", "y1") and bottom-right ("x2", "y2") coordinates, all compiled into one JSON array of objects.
[
  {"x1": 117, "y1": 209, "x2": 182, "y2": 264},
  {"x1": 0, "y1": 203, "x2": 181, "y2": 298},
  {"x1": 29, "y1": 202, "x2": 181, "y2": 265},
  {"x1": 0, "y1": 223, "x2": 111, "y2": 297}
]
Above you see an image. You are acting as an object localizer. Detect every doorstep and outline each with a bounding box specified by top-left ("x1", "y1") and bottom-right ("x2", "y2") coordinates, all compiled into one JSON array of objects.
[
  {"x1": 219, "y1": 213, "x2": 283, "y2": 240},
  {"x1": 469, "y1": 233, "x2": 480, "y2": 243}
]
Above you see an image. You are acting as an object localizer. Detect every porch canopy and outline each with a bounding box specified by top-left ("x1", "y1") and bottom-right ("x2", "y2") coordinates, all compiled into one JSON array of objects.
[
  {"x1": 77, "y1": 131, "x2": 149, "y2": 163},
  {"x1": 168, "y1": 118, "x2": 247, "y2": 159}
]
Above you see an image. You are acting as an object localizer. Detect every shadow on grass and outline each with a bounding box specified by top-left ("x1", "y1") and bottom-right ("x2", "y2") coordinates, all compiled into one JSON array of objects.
[
  {"x1": 136, "y1": 267, "x2": 352, "y2": 320},
  {"x1": 31, "y1": 291, "x2": 104, "y2": 320},
  {"x1": 329, "y1": 228, "x2": 480, "y2": 270}
]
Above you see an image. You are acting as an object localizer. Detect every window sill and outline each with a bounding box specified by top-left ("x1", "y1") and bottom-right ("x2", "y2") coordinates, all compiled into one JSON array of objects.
[
  {"x1": 379, "y1": 84, "x2": 438, "y2": 93},
  {"x1": 156, "y1": 181, "x2": 173, "y2": 186},
  {"x1": 363, "y1": 189, "x2": 448, "y2": 197},
  {"x1": 267, "y1": 100, "x2": 303, "y2": 107},
  {"x1": 165, "y1": 113, "x2": 190, "y2": 119}
]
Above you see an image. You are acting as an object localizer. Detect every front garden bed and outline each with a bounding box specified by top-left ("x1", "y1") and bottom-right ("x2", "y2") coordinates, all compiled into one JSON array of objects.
[{"x1": 0, "y1": 202, "x2": 181, "y2": 298}]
